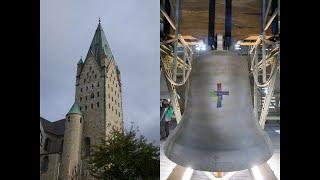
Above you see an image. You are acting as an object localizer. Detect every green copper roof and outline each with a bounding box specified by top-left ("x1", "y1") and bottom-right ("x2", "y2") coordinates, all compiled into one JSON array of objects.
[
  {"x1": 85, "y1": 20, "x2": 114, "y2": 66},
  {"x1": 78, "y1": 57, "x2": 83, "y2": 64},
  {"x1": 67, "y1": 101, "x2": 82, "y2": 115}
]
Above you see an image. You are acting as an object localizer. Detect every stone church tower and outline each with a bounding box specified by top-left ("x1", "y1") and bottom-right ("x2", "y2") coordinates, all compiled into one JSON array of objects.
[
  {"x1": 74, "y1": 19, "x2": 124, "y2": 179},
  {"x1": 40, "y1": 19, "x2": 123, "y2": 180}
]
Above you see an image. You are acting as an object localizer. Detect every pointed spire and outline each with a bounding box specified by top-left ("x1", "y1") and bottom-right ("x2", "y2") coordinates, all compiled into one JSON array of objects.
[
  {"x1": 67, "y1": 100, "x2": 82, "y2": 115},
  {"x1": 85, "y1": 19, "x2": 114, "y2": 66},
  {"x1": 77, "y1": 56, "x2": 83, "y2": 65}
]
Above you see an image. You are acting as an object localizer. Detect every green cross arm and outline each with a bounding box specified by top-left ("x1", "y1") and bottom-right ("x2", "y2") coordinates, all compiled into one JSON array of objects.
[{"x1": 209, "y1": 90, "x2": 217, "y2": 97}]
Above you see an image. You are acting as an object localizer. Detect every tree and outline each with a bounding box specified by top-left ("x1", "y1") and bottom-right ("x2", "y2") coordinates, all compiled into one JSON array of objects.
[{"x1": 88, "y1": 127, "x2": 160, "y2": 180}]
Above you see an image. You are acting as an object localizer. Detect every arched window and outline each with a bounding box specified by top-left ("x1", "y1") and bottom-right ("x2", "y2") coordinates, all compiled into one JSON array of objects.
[
  {"x1": 60, "y1": 140, "x2": 64, "y2": 152},
  {"x1": 41, "y1": 156, "x2": 49, "y2": 173},
  {"x1": 44, "y1": 138, "x2": 51, "y2": 151},
  {"x1": 40, "y1": 130, "x2": 43, "y2": 146},
  {"x1": 85, "y1": 137, "x2": 91, "y2": 157}
]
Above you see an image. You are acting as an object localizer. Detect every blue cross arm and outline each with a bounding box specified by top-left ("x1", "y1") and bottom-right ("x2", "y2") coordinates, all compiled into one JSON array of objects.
[{"x1": 215, "y1": 91, "x2": 229, "y2": 95}]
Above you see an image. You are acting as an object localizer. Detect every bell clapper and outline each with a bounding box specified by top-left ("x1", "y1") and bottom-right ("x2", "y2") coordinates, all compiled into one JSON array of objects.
[{"x1": 213, "y1": 171, "x2": 224, "y2": 178}]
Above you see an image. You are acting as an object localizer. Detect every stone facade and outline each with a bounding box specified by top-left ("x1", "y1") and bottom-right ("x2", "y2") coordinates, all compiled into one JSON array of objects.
[{"x1": 40, "y1": 21, "x2": 123, "y2": 180}]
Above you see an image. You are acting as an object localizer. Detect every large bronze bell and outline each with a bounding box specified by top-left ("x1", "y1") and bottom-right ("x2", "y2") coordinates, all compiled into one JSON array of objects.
[{"x1": 163, "y1": 51, "x2": 273, "y2": 172}]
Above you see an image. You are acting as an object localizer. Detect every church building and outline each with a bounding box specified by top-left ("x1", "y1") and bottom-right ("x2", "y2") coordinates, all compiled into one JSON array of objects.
[{"x1": 40, "y1": 20, "x2": 124, "y2": 180}]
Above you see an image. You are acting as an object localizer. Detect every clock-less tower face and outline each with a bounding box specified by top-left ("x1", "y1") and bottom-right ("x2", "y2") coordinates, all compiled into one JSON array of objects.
[{"x1": 75, "y1": 22, "x2": 124, "y2": 159}]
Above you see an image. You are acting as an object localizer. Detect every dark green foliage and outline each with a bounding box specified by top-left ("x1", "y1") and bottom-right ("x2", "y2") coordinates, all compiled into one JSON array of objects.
[{"x1": 88, "y1": 127, "x2": 159, "y2": 180}]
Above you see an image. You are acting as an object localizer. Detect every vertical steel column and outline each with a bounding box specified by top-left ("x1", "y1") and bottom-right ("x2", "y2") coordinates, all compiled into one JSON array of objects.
[
  {"x1": 208, "y1": 0, "x2": 216, "y2": 49},
  {"x1": 271, "y1": 0, "x2": 279, "y2": 35},
  {"x1": 172, "y1": 0, "x2": 181, "y2": 81},
  {"x1": 260, "y1": 0, "x2": 267, "y2": 82},
  {"x1": 163, "y1": 0, "x2": 171, "y2": 35},
  {"x1": 225, "y1": 0, "x2": 232, "y2": 50}
]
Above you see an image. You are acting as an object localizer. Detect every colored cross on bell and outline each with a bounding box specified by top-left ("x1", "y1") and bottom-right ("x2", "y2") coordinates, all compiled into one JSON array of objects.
[{"x1": 209, "y1": 82, "x2": 229, "y2": 108}]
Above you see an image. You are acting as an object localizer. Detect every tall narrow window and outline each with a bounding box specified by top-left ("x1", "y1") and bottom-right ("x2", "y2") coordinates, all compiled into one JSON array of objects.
[
  {"x1": 80, "y1": 97, "x2": 82, "y2": 102},
  {"x1": 92, "y1": 84, "x2": 94, "y2": 89},
  {"x1": 80, "y1": 106, "x2": 82, "y2": 110},
  {"x1": 81, "y1": 88, "x2": 83, "y2": 92},
  {"x1": 97, "y1": 92, "x2": 99, "y2": 97},
  {"x1": 84, "y1": 79, "x2": 86, "y2": 83},
  {"x1": 41, "y1": 156, "x2": 49, "y2": 173},
  {"x1": 112, "y1": 106, "x2": 113, "y2": 111},
  {"x1": 112, "y1": 97, "x2": 113, "y2": 102},
  {"x1": 86, "y1": 96, "x2": 87, "y2": 100},
  {"x1": 109, "y1": 104, "x2": 110, "y2": 109},
  {"x1": 40, "y1": 130, "x2": 43, "y2": 146},
  {"x1": 97, "y1": 82, "x2": 99, "y2": 87},
  {"x1": 91, "y1": 104, "x2": 93, "y2": 109},
  {"x1": 86, "y1": 86, "x2": 88, "y2": 91},
  {"x1": 85, "y1": 105, "x2": 87, "y2": 110},
  {"x1": 60, "y1": 140, "x2": 64, "y2": 152},
  {"x1": 119, "y1": 112, "x2": 121, "y2": 117},
  {"x1": 90, "y1": 66, "x2": 92, "y2": 70},
  {"x1": 44, "y1": 138, "x2": 51, "y2": 151},
  {"x1": 85, "y1": 137, "x2": 91, "y2": 157},
  {"x1": 91, "y1": 93, "x2": 94, "y2": 99},
  {"x1": 95, "y1": 74, "x2": 97, "y2": 79},
  {"x1": 97, "y1": 102, "x2": 99, "y2": 108}
]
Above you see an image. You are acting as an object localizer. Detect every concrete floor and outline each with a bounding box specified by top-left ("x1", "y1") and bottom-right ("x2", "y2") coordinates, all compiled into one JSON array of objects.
[{"x1": 160, "y1": 124, "x2": 280, "y2": 180}]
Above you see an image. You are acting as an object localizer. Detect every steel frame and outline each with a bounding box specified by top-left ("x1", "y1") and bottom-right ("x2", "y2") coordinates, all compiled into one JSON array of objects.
[
  {"x1": 160, "y1": 1, "x2": 193, "y2": 123},
  {"x1": 251, "y1": 0, "x2": 280, "y2": 129}
]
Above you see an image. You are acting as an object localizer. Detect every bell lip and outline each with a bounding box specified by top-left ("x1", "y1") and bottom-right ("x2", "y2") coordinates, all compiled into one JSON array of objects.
[{"x1": 163, "y1": 140, "x2": 274, "y2": 172}]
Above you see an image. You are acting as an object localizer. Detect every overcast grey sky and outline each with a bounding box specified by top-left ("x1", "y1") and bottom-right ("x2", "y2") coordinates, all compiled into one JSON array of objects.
[{"x1": 40, "y1": 0, "x2": 159, "y2": 145}]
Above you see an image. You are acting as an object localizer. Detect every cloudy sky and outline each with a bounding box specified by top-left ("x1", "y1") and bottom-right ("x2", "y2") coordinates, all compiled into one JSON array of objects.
[{"x1": 40, "y1": 0, "x2": 160, "y2": 145}]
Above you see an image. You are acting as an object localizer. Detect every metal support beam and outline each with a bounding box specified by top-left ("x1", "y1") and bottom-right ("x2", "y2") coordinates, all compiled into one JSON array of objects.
[
  {"x1": 172, "y1": 0, "x2": 181, "y2": 81},
  {"x1": 264, "y1": 8, "x2": 279, "y2": 32},
  {"x1": 271, "y1": 0, "x2": 279, "y2": 35},
  {"x1": 224, "y1": 0, "x2": 232, "y2": 50},
  {"x1": 208, "y1": 0, "x2": 216, "y2": 49},
  {"x1": 163, "y1": 0, "x2": 171, "y2": 35},
  {"x1": 260, "y1": 0, "x2": 267, "y2": 83},
  {"x1": 260, "y1": 70, "x2": 278, "y2": 129},
  {"x1": 263, "y1": 0, "x2": 273, "y2": 27}
]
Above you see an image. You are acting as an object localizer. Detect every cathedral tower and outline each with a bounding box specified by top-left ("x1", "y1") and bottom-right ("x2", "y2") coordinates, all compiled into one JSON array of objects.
[
  {"x1": 60, "y1": 101, "x2": 83, "y2": 180},
  {"x1": 75, "y1": 20, "x2": 124, "y2": 178}
]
